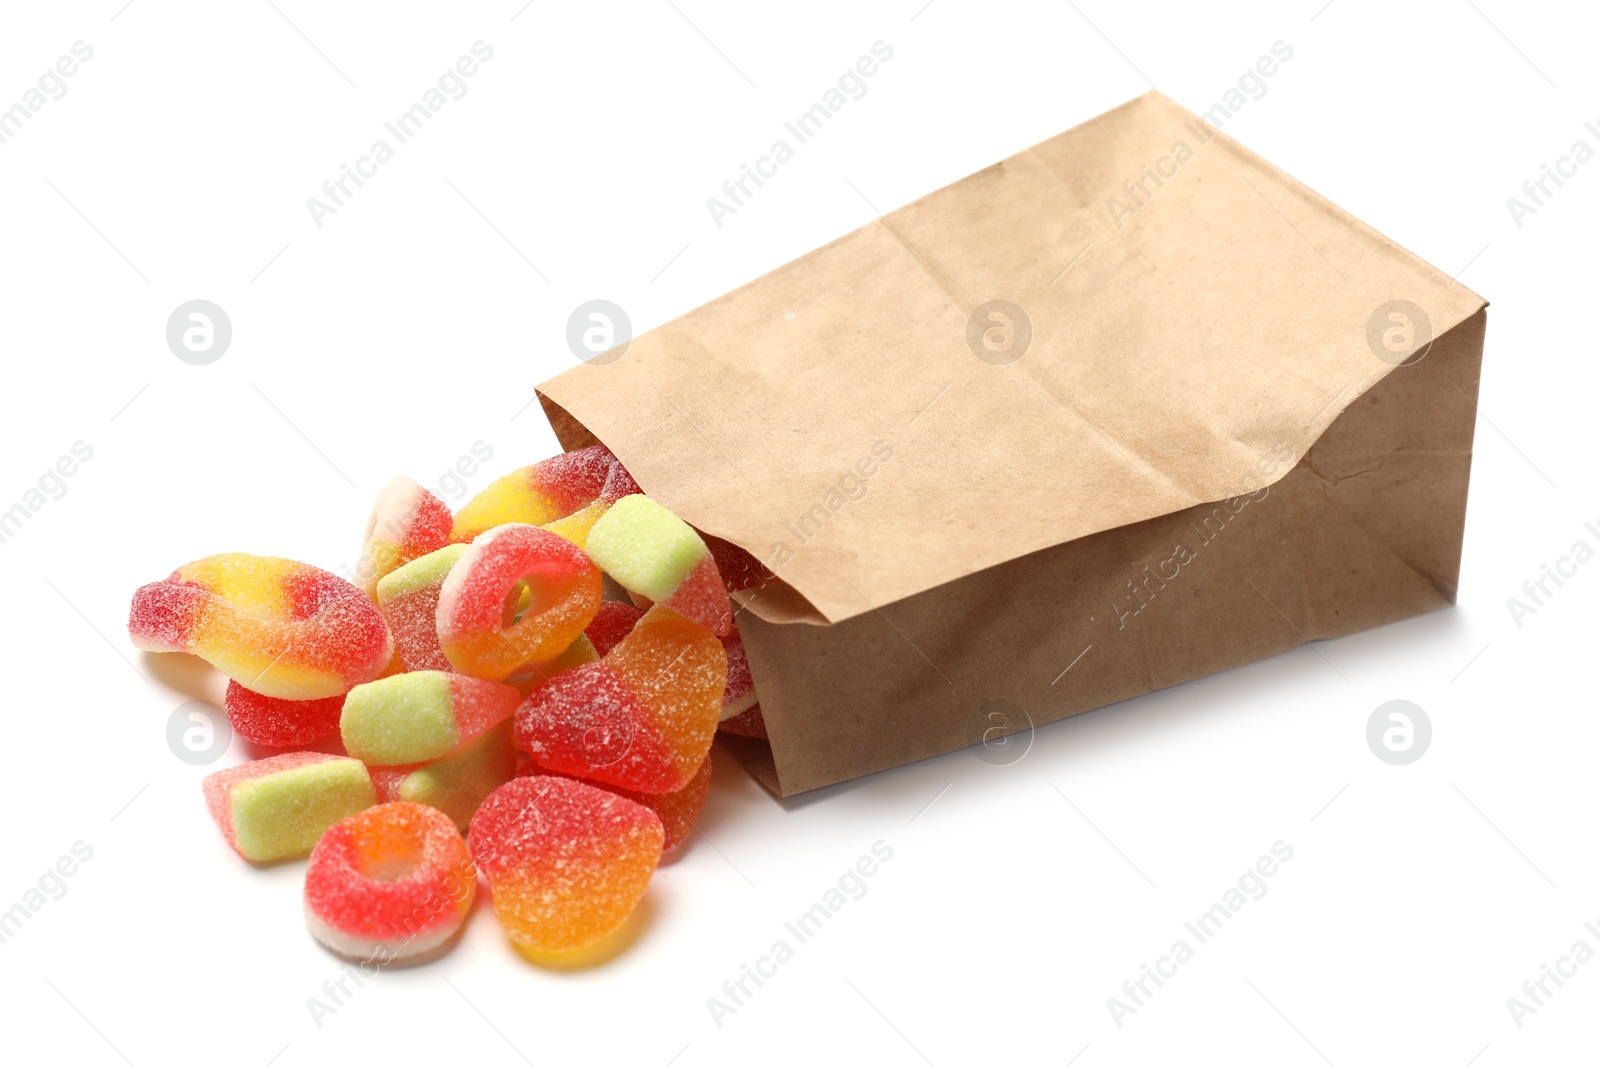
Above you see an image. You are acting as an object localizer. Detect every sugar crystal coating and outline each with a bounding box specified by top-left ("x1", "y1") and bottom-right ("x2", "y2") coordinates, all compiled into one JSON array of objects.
[
  {"x1": 508, "y1": 633, "x2": 600, "y2": 697},
  {"x1": 356, "y1": 477, "x2": 453, "y2": 598},
  {"x1": 304, "y1": 802, "x2": 475, "y2": 960},
  {"x1": 717, "y1": 704, "x2": 768, "y2": 740},
  {"x1": 436, "y1": 523, "x2": 601, "y2": 680},
  {"x1": 341, "y1": 671, "x2": 520, "y2": 766},
  {"x1": 515, "y1": 605, "x2": 726, "y2": 793},
  {"x1": 375, "y1": 543, "x2": 467, "y2": 673},
  {"x1": 598, "y1": 455, "x2": 642, "y2": 503},
  {"x1": 129, "y1": 554, "x2": 391, "y2": 700},
  {"x1": 703, "y1": 532, "x2": 772, "y2": 593},
  {"x1": 369, "y1": 721, "x2": 518, "y2": 831},
  {"x1": 224, "y1": 680, "x2": 344, "y2": 748},
  {"x1": 719, "y1": 625, "x2": 758, "y2": 722},
  {"x1": 538, "y1": 449, "x2": 640, "y2": 551},
  {"x1": 468, "y1": 776, "x2": 662, "y2": 955},
  {"x1": 540, "y1": 502, "x2": 608, "y2": 550},
  {"x1": 203, "y1": 752, "x2": 376, "y2": 863},
  {"x1": 519, "y1": 753, "x2": 711, "y2": 853},
  {"x1": 449, "y1": 445, "x2": 616, "y2": 544},
  {"x1": 585, "y1": 600, "x2": 644, "y2": 658},
  {"x1": 584, "y1": 495, "x2": 732, "y2": 635}
]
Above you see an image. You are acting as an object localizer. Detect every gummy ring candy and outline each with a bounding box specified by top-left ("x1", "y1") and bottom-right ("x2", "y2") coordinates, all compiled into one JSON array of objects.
[
  {"x1": 129, "y1": 554, "x2": 391, "y2": 700},
  {"x1": 449, "y1": 445, "x2": 618, "y2": 544},
  {"x1": 515, "y1": 604, "x2": 727, "y2": 794},
  {"x1": 304, "y1": 802, "x2": 475, "y2": 960},
  {"x1": 436, "y1": 524, "x2": 601, "y2": 680},
  {"x1": 469, "y1": 776, "x2": 662, "y2": 956}
]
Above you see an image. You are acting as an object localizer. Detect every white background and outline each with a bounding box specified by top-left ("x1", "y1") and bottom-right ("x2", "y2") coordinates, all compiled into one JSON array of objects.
[{"x1": 0, "y1": 1, "x2": 1595, "y2": 1064}]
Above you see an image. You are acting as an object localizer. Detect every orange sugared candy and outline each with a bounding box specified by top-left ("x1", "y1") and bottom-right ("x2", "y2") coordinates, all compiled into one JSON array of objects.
[
  {"x1": 129, "y1": 554, "x2": 391, "y2": 700},
  {"x1": 449, "y1": 445, "x2": 617, "y2": 544},
  {"x1": 468, "y1": 776, "x2": 662, "y2": 955},
  {"x1": 515, "y1": 605, "x2": 726, "y2": 793},
  {"x1": 436, "y1": 524, "x2": 601, "y2": 680}
]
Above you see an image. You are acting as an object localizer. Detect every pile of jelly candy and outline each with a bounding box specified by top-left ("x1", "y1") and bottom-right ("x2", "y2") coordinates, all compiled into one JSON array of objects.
[{"x1": 129, "y1": 445, "x2": 770, "y2": 962}]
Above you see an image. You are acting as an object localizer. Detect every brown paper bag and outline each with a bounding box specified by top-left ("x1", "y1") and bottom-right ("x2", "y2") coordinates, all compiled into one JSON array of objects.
[{"x1": 537, "y1": 90, "x2": 1488, "y2": 795}]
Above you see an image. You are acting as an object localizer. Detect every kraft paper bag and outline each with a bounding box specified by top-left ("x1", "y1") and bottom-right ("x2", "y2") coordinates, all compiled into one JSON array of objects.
[{"x1": 538, "y1": 90, "x2": 1488, "y2": 795}]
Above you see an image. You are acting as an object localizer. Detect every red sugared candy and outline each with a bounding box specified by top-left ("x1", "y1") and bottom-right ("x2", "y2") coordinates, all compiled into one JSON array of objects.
[
  {"x1": 469, "y1": 776, "x2": 663, "y2": 955},
  {"x1": 519, "y1": 754, "x2": 712, "y2": 854},
  {"x1": 224, "y1": 680, "x2": 344, "y2": 748},
  {"x1": 449, "y1": 445, "x2": 618, "y2": 544},
  {"x1": 720, "y1": 625, "x2": 758, "y2": 722},
  {"x1": 304, "y1": 802, "x2": 475, "y2": 960},
  {"x1": 704, "y1": 532, "x2": 771, "y2": 593},
  {"x1": 718, "y1": 705, "x2": 768, "y2": 740},
  {"x1": 515, "y1": 605, "x2": 727, "y2": 794},
  {"x1": 436, "y1": 524, "x2": 602, "y2": 680},
  {"x1": 356, "y1": 477, "x2": 453, "y2": 598},
  {"x1": 585, "y1": 600, "x2": 644, "y2": 658}
]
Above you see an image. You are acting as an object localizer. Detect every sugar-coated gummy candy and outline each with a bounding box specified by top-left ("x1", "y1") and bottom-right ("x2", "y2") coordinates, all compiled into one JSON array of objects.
[
  {"x1": 304, "y1": 803, "x2": 475, "y2": 960},
  {"x1": 130, "y1": 554, "x2": 391, "y2": 700},
  {"x1": 719, "y1": 625, "x2": 757, "y2": 722},
  {"x1": 539, "y1": 502, "x2": 609, "y2": 551},
  {"x1": 519, "y1": 754, "x2": 711, "y2": 854},
  {"x1": 436, "y1": 523, "x2": 602, "y2": 680},
  {"x1": 341, "y1": 671, "x2": 520, "y2": 767},
  {"x1": 535, "y1": 450, "x2": 642, "y2": 550},
  {"x1": 468, "y1": 776, "x2": 663, "y2": 955},
  {"x1": 143, "y1": 446, "x2": 764, "y2": 965},
  {"x1": 507, "y1": 633, "x2": 599, "y2": 696},
  {"x1": 374, "y1": 543, "x2": 467, "y2": 673},
  {"x1": 449, "y1": 445, "x2": 616, "y2": 544},
  {"x1": 608, "y1": 754, "x2": 711, "y2": 855},
  {"x1": 515, "y1": 605, "x2": 727, "y2": 793},
  {"x1": 203, "y1": 752, "x2": 376, "y2": 863},
  {"x1": 717, "y1": 705, "x2": 768, "y2": 740},
  {"x1": 598, "y1": 455, "x2": 642, "y2": 504},
  {"x1": 584, "y1": 600, "x2": 644, "y2": 658},
  {"x1": 703, "y1": 532, "x2": 772, "y2": 593},
  {"x1": 224, "y1": 680, "x2": 344, "y2": 748},
  {"x1": 584, "y1": 495, "x2": 732, "y2": 636},
  {"x1": 356, "y1": 477, "x2": 453, "y2": 598},
  {"x1": 368, "y1": 721, "x2": 518, "y2": 831}
]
